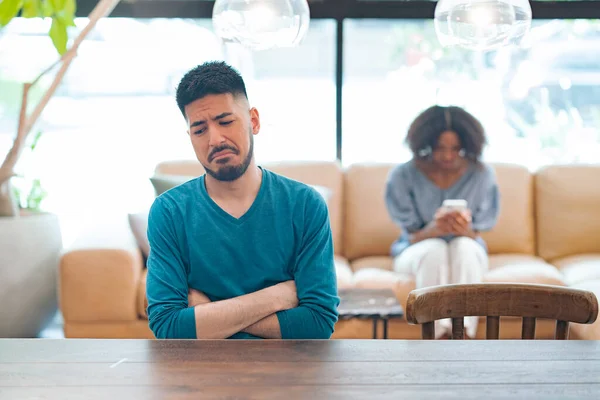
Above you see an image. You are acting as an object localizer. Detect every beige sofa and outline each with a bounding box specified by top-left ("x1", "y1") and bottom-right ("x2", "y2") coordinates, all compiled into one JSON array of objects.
[{"x1": 59, "y1": 161, "x2": 600, "y2": 340}]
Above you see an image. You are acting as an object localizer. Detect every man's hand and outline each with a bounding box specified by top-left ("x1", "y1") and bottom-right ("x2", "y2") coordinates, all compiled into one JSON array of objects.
[{"x1": 188, "y1": 289, "x2": 211, "y2": 307}]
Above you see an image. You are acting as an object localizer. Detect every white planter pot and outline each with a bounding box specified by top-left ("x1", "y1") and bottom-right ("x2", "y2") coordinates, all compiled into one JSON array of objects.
[{"x1": 0, "y1": 213, "x2": 62, "y2": 337}]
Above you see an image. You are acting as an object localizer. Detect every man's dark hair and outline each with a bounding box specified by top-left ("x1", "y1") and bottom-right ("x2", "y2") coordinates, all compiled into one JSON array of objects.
[
  {"x1": 405, "y1": 105, "x2": 487, "y2": 161},
  {"x1": 175, "y1": 61, "x2": 248, "y2": 118}
]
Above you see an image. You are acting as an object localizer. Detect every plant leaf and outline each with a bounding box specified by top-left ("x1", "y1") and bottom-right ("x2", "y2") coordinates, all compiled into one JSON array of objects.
[
  {"x1": 49, "y1": 16, "x2": 68, "y2": 55},
  {"x1": 26, "y1": 178, "x2": 47, "y2": 211},
  {"x1": 64, "y1": 0, "x2": 74, "y2": 16},
  {"x1": 41, "y1": 0, "x2": 53, "y2": 17},
  {"x1": 0, "y1": 0, "x2": 23, "y2": 26},
  {"x1": 55, "y1": 10, "x2": 75, "y2": 27},
  {"x1": 54, "y1": 0, "x2": 76, "y2": 28},
  {"x1": 22, "y1": 0, "x2": 41, "y2": 18},
  {"x1": 50, "y1": 0, "x2": 65, "y2": 10},
  {"x1": 30, "y1": 130, "x2": 43, "y2": 151}
]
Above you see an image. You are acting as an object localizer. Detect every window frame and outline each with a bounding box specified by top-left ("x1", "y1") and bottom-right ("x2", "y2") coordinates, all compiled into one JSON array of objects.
[{"x1": 69, "y1": 0, "x2": 600, "y2": 162}]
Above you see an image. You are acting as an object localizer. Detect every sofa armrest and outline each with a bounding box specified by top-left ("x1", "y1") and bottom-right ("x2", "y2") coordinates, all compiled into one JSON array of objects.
[{"x1": 59, "y1": 217, "x2": 144, "y2": 322}]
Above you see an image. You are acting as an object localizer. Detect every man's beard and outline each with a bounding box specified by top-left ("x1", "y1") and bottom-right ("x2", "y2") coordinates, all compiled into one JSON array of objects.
[{"x1": 204, "y1": 132, "x2": 254, "y2": 182}]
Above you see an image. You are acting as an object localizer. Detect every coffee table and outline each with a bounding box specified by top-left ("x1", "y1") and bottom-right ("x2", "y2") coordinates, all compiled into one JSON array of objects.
[{"x1": 337, "y1": 288, "x2": 404, "y2": 339}]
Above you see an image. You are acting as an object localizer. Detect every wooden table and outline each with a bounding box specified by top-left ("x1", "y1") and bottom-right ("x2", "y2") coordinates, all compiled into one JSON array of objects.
[{"x1": 1, "y1": 339, "x2": 600, "y2": 399}]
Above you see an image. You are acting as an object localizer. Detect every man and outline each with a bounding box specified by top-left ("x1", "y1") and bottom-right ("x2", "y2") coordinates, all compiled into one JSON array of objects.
[{"x1": 146, "y1": 61, "x2": 339, "y2": 339}]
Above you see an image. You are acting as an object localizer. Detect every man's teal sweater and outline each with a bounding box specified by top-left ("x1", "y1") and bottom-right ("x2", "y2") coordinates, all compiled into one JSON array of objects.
[{"x1": 146, "y1": 167, "x2": 339, "y2": 339}]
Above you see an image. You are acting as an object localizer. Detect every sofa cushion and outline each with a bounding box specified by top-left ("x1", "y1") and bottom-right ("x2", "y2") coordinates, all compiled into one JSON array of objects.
[
  {"x1": 483, "y1": 263, "x2": 566, "y2": 286},
  {"x1": 536, "y1": 165, "x2": 600, "y2": 261},
  {"x1": 344, "y1": 163, "x2": 401, "y2": 261},
  {"x1": 128, "y1": 210, "x2": 150, "y2": 261},
  {"x1": 349, "y1": 255, "x2": 565, "y2": 307},
  {"x1": 488, "y1": 254, "x2": 550, "y2": 269},
  {"x1": 486, "y1": 254, "x2": 567, "y2": 287},
  {"x1": 478, "y1": 163, "x2": 536, "y2": 255},
  {"x1": 334, "y1": 256, "x2": 354, "y2": 289},
  {"x1": 343, "y1": 163, "x2": 536, "y2": 261},
  {"x1": 568, "y1": 280, "x2": 600, "y2": 340},
  {"x1": 150, "y1": 174, "x2": 195, "y2": 196},
  {"x1": 154, "y1": 160, "x2": 345, "y2": 255},
  {"x1": 62, "y1": 248, "x2": 143, "y2": 322},
  {"x1": 551, "y1": 254, "x2": 600, "y2": 285},
  {"x1": 351, "y1": 256, "x2": 394, "y2": 272}
]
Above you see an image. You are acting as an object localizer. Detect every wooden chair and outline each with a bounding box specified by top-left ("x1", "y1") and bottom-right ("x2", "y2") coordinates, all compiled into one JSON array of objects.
[{"x1": 405, "y1": 283, "x2": 599, "y2": 340}]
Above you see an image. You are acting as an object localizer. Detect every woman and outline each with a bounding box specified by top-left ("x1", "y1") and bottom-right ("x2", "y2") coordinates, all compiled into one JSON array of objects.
[{"x1": 385, "y1": 105, "x2": 500, "y2": 339}]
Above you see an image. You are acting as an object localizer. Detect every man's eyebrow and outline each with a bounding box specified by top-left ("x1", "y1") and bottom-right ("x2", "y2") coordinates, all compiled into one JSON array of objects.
[
  {"x1": 214, "y1": 112, "x2": 233, "y2": 120},
  {"x1": 190, "y1": 112, "x2": 233, "y2": 128},
  {"x1": 190, "y1": 120, "x2": 206, "y2": 128}
]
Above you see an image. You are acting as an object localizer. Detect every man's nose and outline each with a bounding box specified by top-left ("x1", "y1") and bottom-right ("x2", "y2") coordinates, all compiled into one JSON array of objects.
[{"x1": 207, "y1": 128, "x2": 226, "y2": 147}]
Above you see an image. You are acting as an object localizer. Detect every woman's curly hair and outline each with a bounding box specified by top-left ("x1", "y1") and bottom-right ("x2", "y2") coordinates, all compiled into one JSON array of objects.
[{"x1": 405, "y1": 105, "x2": 487, "y2": 162}]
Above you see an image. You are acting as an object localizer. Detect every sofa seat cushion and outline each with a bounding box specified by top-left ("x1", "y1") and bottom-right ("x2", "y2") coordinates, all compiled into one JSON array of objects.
[
  {"x1": 550, "y1": 254, "x2": 600, "y2": 285},
  {"x1": 351, "y1": 253, "x2": 548, "y2": 273},
  {"x1": 335, "y1": 256, "x2": 354, "y2": 289},
  {"x1": 350, "y1": 256, "x2": 394, "y2": 272},
  {"x1": 568, "y1": 280, "x2": 600, "y2": 340},
  {"x1": 484, "y1": 260, "x2": 566, "y2": 286},
  {"x1": 351, "y1": 267, "x2": 415, "y2": 310},
  {"x1": 488, "y1": 254, "x2": 548, "y2": 269}
]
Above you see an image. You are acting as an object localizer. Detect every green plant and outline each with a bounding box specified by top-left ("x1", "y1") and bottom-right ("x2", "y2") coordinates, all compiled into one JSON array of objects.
[
  {"x1": 0, "y1": 0, "x2": 77, "y2": 55},
  {"x1": 0, "y1": 0, "x2": 121, "y2": 217},
  {"x1": 11, "y1": 130, "x2": 48, "y2": 211}
]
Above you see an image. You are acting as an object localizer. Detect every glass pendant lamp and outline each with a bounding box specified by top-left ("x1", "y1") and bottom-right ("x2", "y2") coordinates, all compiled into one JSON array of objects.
[
  {"x1": 212, "y1": 0, "x2": 311, "y2": 51},
  {"x1": 434, "y1": 0, "x2": 532, "y2": 50}
]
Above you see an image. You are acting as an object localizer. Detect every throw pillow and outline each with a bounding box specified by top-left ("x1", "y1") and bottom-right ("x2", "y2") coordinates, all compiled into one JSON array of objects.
[
  {"x1": 150, "y1": 174, "x2": 196, "y2": 196},
  {"x1": 310, "y1": 184, "x2": 332, "y2": 205},
  {"x1": 128, "y1": 210, "x2": 150, "y2": 262}
]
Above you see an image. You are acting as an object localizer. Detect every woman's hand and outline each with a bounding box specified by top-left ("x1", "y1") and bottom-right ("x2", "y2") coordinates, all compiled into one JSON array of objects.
[
  {"x1": 422, "y1": 209, "x2": 453, "y2": 237},
  {"x1": 445, "y1": 210, "x2": 475, "y2": 237},
  {"x1": 410, "y1": 209, "x2": 473, "y2": 243}
]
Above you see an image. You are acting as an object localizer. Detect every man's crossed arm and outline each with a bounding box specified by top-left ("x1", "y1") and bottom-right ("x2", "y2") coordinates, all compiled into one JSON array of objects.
[{"x1": 187, "y1": 287, "x2": 293, "y2": 339}]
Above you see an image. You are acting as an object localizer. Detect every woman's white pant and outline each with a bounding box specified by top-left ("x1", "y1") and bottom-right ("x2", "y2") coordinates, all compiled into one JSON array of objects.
[{"x1": 394, "y1": 237, "x2": 488, "y2": 339}]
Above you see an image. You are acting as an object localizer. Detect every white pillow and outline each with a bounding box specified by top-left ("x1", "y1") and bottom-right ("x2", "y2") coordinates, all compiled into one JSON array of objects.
[
  {"x1": 150, "y1": 174, "x2": 196, "y2": 196},
  {"x1": 310, "y1": 185, "x2": 332, "y2": 204}
]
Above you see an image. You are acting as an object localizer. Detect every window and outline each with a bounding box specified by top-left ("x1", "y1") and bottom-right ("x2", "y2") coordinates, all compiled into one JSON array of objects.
[
  {"x1": 342, "y1": 19, "x2": 600, "y2": 169},
  {"x1": 0, "y1": 17, "x2": 336, "y2": 246}
]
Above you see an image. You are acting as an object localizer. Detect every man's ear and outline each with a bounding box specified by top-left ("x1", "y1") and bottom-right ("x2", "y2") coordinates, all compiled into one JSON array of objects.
[{"x1": 249, "y1": 107, "x2": 260, "y2": 135}]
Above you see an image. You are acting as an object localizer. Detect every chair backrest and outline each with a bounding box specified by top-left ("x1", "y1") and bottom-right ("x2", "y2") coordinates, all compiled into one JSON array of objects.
[{"x1": 405, "y1": 283, "x2": 598, "y2": 340}]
